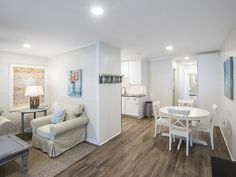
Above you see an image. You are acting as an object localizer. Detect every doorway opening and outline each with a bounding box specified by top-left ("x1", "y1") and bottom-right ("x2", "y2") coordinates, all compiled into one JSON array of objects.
[{"x1": 174, "y1": 59, "x2": 198, "y2": 106}]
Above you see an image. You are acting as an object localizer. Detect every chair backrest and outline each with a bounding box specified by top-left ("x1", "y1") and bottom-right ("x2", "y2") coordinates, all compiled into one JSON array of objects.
[
  {"x1": 178, "y1": 99, "x2": 194, "y2": 107},
  {"x1": 168, "y1": 109, "x2": 190, "y2": 132},
  {"x1": 210, "y1": 104, "x2": 218, "y2": 124},
  {"x1": 60, "y1": 104, "x2": 84, "y2": 121},
  {"x1": 152, "y1": 101, "x2": 161, "y2": 119}
]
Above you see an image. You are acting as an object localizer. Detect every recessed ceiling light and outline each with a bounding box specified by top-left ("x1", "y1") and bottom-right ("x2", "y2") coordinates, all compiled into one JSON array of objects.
[
  {"x1": 165, "y1": 45, "x2": 173, "y2": 51},
  {"x1": 23, "y1": 43, "x2": 32, "y2": 48},
  {"x1": 185, "y1": 56, "x2": 190, "y2": 60},
  {"x1": 91, "y1": 6, "x2": 104, "y2": 16}
]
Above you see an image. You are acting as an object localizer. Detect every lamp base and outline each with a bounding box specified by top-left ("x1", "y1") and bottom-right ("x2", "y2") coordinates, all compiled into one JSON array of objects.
[{"x1": 29, "y1": 97, "x2": 40, "y2": 109}]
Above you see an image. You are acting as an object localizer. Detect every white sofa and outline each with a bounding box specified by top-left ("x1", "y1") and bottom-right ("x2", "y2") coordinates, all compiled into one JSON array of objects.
[
  {"x1": 0, "y1": 116, "x2": 14, "y2": 136},
  {"x1": 31, "y1": 104, "x2": 89, "y2": 157}
]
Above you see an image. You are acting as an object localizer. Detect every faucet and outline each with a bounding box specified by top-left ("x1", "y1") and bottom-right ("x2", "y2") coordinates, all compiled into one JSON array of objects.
[{"x1": 122, "y1": 87, "x2": 127, "y2": 95}]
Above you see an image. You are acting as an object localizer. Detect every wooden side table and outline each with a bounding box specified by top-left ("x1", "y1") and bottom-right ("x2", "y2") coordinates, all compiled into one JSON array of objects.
[
  {"x1": 18, "y1": 108, "x2": 48, "y2": 139},
  {"x1": 0, "y1": 134, "x2": 31, "y2": 173}
]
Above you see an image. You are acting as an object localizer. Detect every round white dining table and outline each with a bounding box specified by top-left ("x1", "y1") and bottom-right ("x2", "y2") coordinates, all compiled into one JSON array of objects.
[
  {"x1": 159, "y1": 106, "x2": 210, "y2": 121},
  {"x1": 159, "y1": 106, "x2": 210, "y2": 147}
]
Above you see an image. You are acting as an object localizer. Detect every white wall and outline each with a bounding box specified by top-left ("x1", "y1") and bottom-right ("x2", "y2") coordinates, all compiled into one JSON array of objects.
[
  {"x1": 98, "y1": 42, "x2": 121, "y2": 144},
  {"x1": 48, "y1": 42, "x2": 122, "y2": 145},
  {"x1": 220, "y1": 25, "x2": 236, "y2": 160},
  {"x1": 48, "y1": 44, "x2": 99, "y2": 143},
  {"x1": 175, "y1": 64, "x2": 185, "y2": 105},
  {"x1": 0, "y1": 51, "x2": 48, "y2": 132},
  {"x1": 147, "y1": 59, "x2": 173, "y2": 106},
  {"x1": 197, "y1": 53, "x2": 221, "y2": 124}
]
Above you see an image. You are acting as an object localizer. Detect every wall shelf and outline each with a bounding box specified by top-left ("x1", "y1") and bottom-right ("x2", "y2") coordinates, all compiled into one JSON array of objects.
[{"x1": 99, "y1": 74, "x2": 123, "y2": 84}]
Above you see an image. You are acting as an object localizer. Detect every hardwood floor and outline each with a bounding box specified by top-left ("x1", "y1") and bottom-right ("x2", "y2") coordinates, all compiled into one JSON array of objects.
[{"x1": 57, "y1": 117, "x2": 230, "y2": 177}]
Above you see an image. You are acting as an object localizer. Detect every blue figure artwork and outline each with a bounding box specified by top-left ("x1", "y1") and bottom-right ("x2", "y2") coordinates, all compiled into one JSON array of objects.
[
  {"x1": 224, "y1": 57, "x2": 234, "y2": 100},
  {"x1": 68, "y1": 69, "x2": 82, "y2": 97}
]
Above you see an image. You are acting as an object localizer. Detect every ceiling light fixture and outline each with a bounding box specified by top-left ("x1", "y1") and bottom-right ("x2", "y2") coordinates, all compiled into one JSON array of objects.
[
  {"x1": 23, "y1": 43, "x2": 32, "y2": 48},
  {"x1": 185, "y1": 56, "x2": 190, "y2": 60},
  {"x1": 91, "y1": 6, "x2": 104, "y2": 16},
  {"x1": 165, "y1": 45, "x2": 173, "y2": 51}
]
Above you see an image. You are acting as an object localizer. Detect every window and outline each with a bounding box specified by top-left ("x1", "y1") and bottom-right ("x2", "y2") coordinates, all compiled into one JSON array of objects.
[{"x1": 9, "y1": 64, "x2": 46, "y2": 111}]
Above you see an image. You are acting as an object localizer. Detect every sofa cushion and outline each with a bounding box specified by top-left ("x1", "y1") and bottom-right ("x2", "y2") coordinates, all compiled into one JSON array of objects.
[
  {"x1": 0, "y1": 116, "x2": 14, "y2": 136},
  {"x1": 51, "y1": 106, "x2": 65, "y2": 124},
  {"x1": 62, "y1": 104, "x2": 84, "y2": 120},
  {"x1": 37, "y1": 125, "x2": 51, "y2": 139}
]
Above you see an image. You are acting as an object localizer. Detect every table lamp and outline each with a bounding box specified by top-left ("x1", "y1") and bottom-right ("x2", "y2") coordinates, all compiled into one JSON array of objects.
[{"x1": 25, "y1": 86, "x2": 44, "y2": 109}]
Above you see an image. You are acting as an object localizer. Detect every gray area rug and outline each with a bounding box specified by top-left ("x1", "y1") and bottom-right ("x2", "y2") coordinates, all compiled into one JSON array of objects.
[{"x1": 0, "y1": 142, "x2": 97, "y2": 177}]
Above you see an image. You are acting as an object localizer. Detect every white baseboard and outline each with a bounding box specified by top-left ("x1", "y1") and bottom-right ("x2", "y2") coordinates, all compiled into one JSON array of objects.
[
  {"x1": 99, "y1": 131, "x2": 121, "y2": 146},
  {"x1": 86, "y1": 132, "x2": 121, "y2": 146},
  {"x1": 86, "y1": 137, "x2": 99, "y2": 145},
  {"x1": 218, "y1": 125, "x2": 234, "y2": 161}
]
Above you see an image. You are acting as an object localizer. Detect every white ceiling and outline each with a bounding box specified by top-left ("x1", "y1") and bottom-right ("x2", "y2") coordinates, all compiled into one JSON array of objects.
[{"x1": 0, "y1": 0, "x2": 236, "y2": 59}]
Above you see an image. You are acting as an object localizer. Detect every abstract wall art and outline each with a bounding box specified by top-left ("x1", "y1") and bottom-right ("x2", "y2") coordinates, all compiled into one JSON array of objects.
[{"x1": 224, "y1": 57, "x2": 234, "y2": 100}]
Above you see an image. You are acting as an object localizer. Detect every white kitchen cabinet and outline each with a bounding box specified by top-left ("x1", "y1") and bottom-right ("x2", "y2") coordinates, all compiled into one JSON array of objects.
[
  {"x1": 121, "y1": 62, "x2": 129, "y2": 78},
  {"x1": 122, "y1": 97, "x2": 126, "y2": 114},
  {"x1": 121, "y1": 60, "x2": 146, "y2": 85},
  {"x1": 128, "y1": 60, "x2": 142, "y2": 85},
  {"x1": 122, "y1": 96, "x2": 145, "y2": 118}
]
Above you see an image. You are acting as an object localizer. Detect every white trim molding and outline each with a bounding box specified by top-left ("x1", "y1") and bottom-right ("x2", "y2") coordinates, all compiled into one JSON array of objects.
[
  {"x1": 86, "y1": 137, "x2": 100, "y2": 145},
  {"x1": 99, "y1": 131, "x2": 122, "y2": 146},
  {"x1": 218, "y1": 125, "x2": 235, "y2": 161},
  {"x1": 87, "y1": 132, "x2": 121, "y2": 146}
]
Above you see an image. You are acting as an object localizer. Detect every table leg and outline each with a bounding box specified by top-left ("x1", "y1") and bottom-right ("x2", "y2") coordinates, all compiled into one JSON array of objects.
[
  {"x1": 44, "y1": 110, "x2": 47, "y2": 116},
  {"x1": 22, "y1": 150, "x2": 29, "y2": 173},
  {"x1": 177, "y1": 138, "x2": 183, "y2": 150},
  {"x1": 162, "y1": 132, "x2": 208, "y2": 146},
  {"x1": 192, "y1": 138, "x2": 208, "y2": 146},
  {"x1": 161, "y1": 133, "x2": 169, "y2": 137},
  {"x1": 33, "y1": 112, "x2": 36, "y2": 119},
  {"x1": 21, "y1": 113, "x2": 24, "y2": 140}
]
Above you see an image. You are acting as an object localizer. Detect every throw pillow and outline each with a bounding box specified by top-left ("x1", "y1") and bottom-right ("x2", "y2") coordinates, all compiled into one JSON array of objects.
[{"x1": 51, "y1": 107, "x2": 65, "y2": 124}]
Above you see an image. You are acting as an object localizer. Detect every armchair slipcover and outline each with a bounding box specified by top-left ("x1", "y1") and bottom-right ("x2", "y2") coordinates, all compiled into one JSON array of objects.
[
  {"x1": 31, "y1": 104, "x2": 89, "y2": 157},
  {"x1": 0, "y1": 116, "x2": 14, "y2": 136}
]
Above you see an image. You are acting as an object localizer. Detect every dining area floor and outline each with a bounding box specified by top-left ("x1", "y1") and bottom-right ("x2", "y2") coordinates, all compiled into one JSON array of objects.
[{"x1": 57, "y1": 116, "x2": 231, "y2": 177}]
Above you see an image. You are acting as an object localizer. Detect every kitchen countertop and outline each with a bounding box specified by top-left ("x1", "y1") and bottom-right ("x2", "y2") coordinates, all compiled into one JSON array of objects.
[{"x1": 122, "y1": 94, "x2": 146, "y2": 97}]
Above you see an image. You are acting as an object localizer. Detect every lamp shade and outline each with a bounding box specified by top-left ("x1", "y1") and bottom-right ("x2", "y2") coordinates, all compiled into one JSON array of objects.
[{"x1": 25, "y1": 86, "x2": 44, "y2": 97}]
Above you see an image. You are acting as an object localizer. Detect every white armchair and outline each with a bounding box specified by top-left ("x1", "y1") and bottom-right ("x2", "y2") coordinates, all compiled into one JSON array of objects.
[
  {"x1": 0, "y1": 116, "x2": 14, "y2": 136},
  {"x1": 31, "y1": 104, "x2": 89, "y2": 157}
]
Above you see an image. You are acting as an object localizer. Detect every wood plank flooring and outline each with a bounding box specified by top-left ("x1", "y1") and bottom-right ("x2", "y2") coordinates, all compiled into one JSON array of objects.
[{"x1": 57, "y1": 117, "x2": 231, "y2": 177}]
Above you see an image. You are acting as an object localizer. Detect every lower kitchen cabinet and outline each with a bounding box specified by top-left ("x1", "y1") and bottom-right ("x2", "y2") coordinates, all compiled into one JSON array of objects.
[{"x1": 122, "y1": 96, "x2": 145, "y2": 118}]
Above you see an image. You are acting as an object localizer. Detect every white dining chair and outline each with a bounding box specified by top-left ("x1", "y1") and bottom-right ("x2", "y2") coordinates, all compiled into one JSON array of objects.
[
  {"x1": 191, "y1": 104, "x2": 218, "y2": 150},
  {"x1": 178, "y1": 99, "x2": 194, "y2": 107},
  {"x1": 168, "y1": 109, "x2": 192, "y2": 156},
  {"x1": 153, "y1": 101, "x2": 169, "y2": 137}
]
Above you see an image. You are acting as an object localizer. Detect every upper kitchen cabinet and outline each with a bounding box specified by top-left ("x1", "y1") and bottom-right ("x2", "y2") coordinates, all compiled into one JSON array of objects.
[
  {"x1": 129, "y1": 60, "x2": 142, "y2": 85},
  {"x1": 121, "y1": 61, "x2": 129, "y2": 78},
  {"x1": 121, "y1": 60, "x2": 147, "y2": 85}
]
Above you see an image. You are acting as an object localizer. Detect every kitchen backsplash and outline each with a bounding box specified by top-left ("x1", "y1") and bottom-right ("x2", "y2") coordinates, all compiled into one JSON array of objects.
[{"x1": 122, "y1": 78, "x2": 146, "y2": 95}]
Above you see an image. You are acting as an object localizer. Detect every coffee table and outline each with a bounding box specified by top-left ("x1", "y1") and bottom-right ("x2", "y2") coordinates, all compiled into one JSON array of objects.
[{"x1": 0, "y1": 134, "x2": 31, "y2": 173}]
